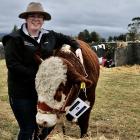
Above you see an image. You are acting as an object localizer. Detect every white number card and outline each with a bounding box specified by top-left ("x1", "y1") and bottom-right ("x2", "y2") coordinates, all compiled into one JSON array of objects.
[{"x1": 67, "y1": 98, "x2": 90, "y2": 119}]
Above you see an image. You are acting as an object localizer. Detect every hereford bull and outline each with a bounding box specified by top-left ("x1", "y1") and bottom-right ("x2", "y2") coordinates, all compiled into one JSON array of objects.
[{"x1": 35, "y1": 40, "x2": 100, "y2": 138}]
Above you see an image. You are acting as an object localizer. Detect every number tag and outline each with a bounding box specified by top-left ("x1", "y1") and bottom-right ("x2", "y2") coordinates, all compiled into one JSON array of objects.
[{"x1": 67, "y1": 98, "x2": 90, "y2": 119}]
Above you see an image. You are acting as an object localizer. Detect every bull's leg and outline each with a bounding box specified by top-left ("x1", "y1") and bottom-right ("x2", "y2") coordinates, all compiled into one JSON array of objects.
[
  {"x1": 78, "y1": 109, "x2": 91, "y2": 138},
  {"x1": 78, "y1": 87, "x2": 95, "y2": 138},
  {"x1": 62, "y1": 125, "x2": 66, "y2": 135},
  {"x1": 38, "y1": 126, "x2": 54, "y2": 140}
]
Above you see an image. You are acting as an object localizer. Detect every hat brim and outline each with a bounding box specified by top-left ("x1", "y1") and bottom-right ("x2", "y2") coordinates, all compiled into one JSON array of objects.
[{"x1": 19, "y1": 11, "x2": 51, "y2": 20}]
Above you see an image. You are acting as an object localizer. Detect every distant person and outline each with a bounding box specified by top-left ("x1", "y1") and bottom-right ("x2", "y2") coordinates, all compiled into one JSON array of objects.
[{"x1": 2, "y1": 2, "x2": 83, "y2": 140}]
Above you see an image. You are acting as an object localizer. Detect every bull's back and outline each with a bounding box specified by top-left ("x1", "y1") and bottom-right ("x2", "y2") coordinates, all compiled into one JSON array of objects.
[{"x1": 77, "y1": 40, "x2": 100, "y2": 85}]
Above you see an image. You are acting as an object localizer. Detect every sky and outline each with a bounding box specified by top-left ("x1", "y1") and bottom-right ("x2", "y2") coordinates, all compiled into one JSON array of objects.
[{"x1": 0, "y1": 0, "x2": 140, "y2": 38}]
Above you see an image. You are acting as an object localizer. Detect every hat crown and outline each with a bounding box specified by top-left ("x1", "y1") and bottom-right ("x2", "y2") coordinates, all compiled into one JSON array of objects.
[
  {"x1": 18, "y1": 2, "x2": 51, "y2": 20},
  {"x1": 26, "y1": 2, "x2": 45, "y2": 12}
]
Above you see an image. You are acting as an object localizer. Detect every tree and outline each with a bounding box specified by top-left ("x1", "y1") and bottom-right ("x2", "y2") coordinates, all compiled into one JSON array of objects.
[
  {"x1": 127, "y1": 17, "x2": 140, "y2": 41},
  {"x1": 84, "y1": 29, "x2": 91, "y2": 42},
  {"x1": 11, "y1": 25, "x2": 18, "y2": 33},
  {"x1": 90, "y1": 31, "x2": 100, "y2": 42},
  {"x1": 78, "y1": 29, "x2": 91, "y2": 43},
  {"x1": 78, "y1": 29, "x2": 103, "y2": 43},
  {"x1": 108, "y1": 36, "x2": 113, "y2": 42},
  {"x1": 78, "y1": 32, "x2": 85, "y2": 41},
  {"x1": 113, "y1": 36, "x2": 118, "y2": 41},
  {"x1": 100, "y1": 38, "x2": 106, "y2": 43},
  {"x1": 117, "y1": 34, "x2": 126, "y2": 41}
]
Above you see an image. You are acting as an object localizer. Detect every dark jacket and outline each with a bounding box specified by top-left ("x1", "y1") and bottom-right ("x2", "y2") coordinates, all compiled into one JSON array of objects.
[{"x1": 2, "y1": 26, "x2": 79, "y2": 99}]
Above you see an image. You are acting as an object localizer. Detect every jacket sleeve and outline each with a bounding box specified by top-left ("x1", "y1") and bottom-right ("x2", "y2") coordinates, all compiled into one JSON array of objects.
[
  {"x1": 2, "y1": 36, "x2": 36, "y2": 78},
  {"x1": 51, "y1": 31, "x2": 80, "y2": 51}
]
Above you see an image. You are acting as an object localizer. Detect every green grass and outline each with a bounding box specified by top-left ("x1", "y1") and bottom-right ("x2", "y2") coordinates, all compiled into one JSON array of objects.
[
  {"x1": 0, "y1": 59, "x2": 140, "y2": 140},
  {"x1": 0, "y1": 60, "x2": 18, "y2": 139},
  {"x1": 0, "y1": 60, "x2": 8, "y2": 102},
  {"x1": 91, "y1": 66, "x2": 140, "y2": 140}
]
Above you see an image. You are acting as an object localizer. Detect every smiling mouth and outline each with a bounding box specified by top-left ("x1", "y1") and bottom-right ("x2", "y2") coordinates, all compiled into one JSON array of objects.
[{"x1": 32, "y1": 22, "x2": 40, "y2": 26}]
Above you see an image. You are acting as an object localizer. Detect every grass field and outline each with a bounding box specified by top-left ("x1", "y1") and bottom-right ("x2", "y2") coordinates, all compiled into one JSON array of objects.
[{"x1": 0, "y1": 59, "x2": 140, "y2": 140}]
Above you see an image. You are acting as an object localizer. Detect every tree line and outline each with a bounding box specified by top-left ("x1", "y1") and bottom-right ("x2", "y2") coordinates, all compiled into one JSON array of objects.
[{"x1": 77, "y1": 17, "x2": 140, "y2": 43}]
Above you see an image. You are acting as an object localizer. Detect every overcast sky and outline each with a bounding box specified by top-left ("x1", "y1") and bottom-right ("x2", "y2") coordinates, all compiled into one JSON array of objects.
[{"x1": 0, "y1": 0, "x2": 140, "y2": 38}]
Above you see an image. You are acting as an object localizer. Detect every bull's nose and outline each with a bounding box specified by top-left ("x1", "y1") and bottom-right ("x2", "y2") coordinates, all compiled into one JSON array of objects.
[
  {"x1": 43, "y1": 121, "x2": 48, "y2": 126},
  {"x1": 38, "y1": 121, "x2": 48, "y2": 127}
]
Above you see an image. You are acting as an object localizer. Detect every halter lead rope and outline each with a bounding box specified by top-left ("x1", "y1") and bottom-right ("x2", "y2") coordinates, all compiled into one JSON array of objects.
[
  {"x1": 72, "y1": 51, "x2": 88, "y2": 78},
  {"x1": 81, "y1": 63, "x2": 88, "y2": 78}
]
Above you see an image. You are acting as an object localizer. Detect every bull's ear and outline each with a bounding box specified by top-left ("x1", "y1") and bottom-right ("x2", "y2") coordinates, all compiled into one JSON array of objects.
[
  {"x1": 67, "y1": 65, "x2": 92, "y2": 87},
  {"x1": 54, "y1": 91, "x2": 62, "y2": 102},
  {"x1": 74, "y1": 74, "x2": 92, "y2": 87},
  {"x1": 63, "y1": 59, "x2": 92, "y2": 87}
]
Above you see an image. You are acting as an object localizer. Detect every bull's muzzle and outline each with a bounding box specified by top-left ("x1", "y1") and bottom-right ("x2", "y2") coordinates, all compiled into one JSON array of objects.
[{"x1": 36, "y1": 112, "x2": 57, "y2": 127}]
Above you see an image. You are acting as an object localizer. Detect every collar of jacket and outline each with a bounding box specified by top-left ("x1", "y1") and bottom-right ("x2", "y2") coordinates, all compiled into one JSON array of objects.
[
  {"x1": 22, "y1": 23, "x2": 49, "y2": 43},
  {"x1": 19, "y1": 24, "x2": 50, "y2": 47}
]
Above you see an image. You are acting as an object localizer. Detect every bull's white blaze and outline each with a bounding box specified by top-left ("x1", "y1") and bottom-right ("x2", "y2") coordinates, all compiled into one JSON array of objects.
[
  {"x1": 35, "y1": 47, "x2": 72, "y2": 127},
  {"x1": 35, "y1": 57, "x2": 67, "y2": 109}
]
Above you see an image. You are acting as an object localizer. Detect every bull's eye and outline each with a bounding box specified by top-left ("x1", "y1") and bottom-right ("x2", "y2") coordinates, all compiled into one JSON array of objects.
[
  {"x1": 54, "y1": 91, "x2": 62, "y2": 102},
  {"x1": 54, "y1": 83, "x2": 64, "y2": 102}
]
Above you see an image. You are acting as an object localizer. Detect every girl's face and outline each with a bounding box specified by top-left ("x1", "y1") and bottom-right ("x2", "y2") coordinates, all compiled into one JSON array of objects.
[{"x1": 26, "y1": 13, "x2": 44, "y2": 32}]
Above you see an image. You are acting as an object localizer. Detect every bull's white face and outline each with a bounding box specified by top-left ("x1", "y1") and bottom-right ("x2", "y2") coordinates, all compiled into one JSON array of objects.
[{"x1": 35, "y1": 56, "x2": 68, "y2": 127}]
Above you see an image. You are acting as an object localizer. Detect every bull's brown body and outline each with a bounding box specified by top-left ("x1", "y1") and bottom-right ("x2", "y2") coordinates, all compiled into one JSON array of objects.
[
  {"x1": 56, "y1": 40, "x2": 100, "y2": 137},
  {"x1": 36, "y1": 40, "x2": 100, "y2": 138}
]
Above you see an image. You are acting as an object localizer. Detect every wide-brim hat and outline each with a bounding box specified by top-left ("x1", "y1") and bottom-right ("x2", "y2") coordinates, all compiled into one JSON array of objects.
[{"x1": 19, "y1": 2, "x2": 51, "y2": 20}]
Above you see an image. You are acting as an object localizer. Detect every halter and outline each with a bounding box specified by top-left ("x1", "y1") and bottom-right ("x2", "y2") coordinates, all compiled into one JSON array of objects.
[
  {"x1": 37, "y1": 81, "x2": 87, "y2": 117},
  {"x1": 37, "y1": 101, "x2": 65, "y2": 115}
]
